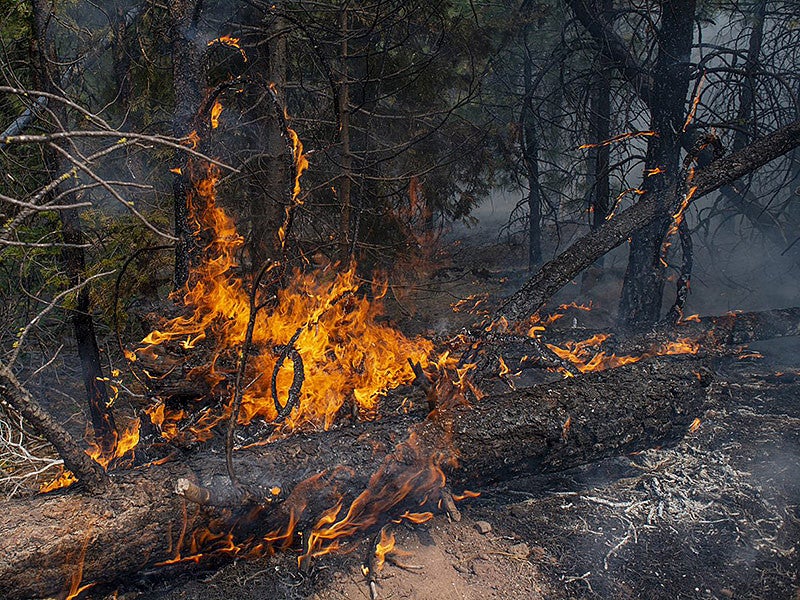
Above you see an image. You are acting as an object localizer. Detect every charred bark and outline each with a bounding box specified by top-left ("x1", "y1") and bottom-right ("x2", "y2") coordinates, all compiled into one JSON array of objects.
[
  {"x1": 618, "y1": 0, "x2": 696, "y2": 329},
  {"x1": 0, "y1": 358, "x2": 709, "y2": 599},
  {"x1": 495, "y1": 119, "x2": 800, "y2": 325},
  {"x1": 170, "y1": 0, "x2": 204, "y2": 288}
]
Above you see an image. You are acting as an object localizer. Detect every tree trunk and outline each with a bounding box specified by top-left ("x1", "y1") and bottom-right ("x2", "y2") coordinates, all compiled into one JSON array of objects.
[
  {"x1": 521, "y1": 30, "x2": 543, "y2": 270},
  {"x1": 32, "y1": 0, "x2": 117, "y2": 450},
  {"x1": 170, "y1": 0, "x2": 204, "y2": 288},
  {"x1": 338, "y1": 5, "x2": 354, "y2": 261},
  {"x1": 251, "y1": 7, "x2": 290, "y2": 269},
  {"x1": 0, "y1": 358, "x2": 709, "y2": 599},
  {"x1": 588, "y1": 0, "x2": 612, "y2": 232},
  {"x1": 618, "y1": 0, "x2": 696, "y2": 329},
  {"x1": 495, "y1": 119, "x2": 800, "y2": 324},
  {"x1": 719, "y1": 0, "x2": 767, "y2": 234}
]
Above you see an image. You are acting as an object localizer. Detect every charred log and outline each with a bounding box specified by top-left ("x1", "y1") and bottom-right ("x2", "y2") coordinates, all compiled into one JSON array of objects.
[{"x1": 0, "y1": 358, "x2": 709, "y2": 599}]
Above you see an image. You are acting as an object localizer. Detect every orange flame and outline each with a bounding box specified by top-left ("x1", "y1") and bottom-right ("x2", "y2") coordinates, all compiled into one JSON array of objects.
[
  {"x1": 208, "y1": 35, "x2": 248, "y2": 62},
  {"x1": 578, "y1": 131, "x2": 656, "y2": 150},
  {"x1": 39, "y1": 418, "x2": 141, "y2": 493},
  {"x1": 374, "y1": 527, "x2": 396, "y2": 571},
  {"x1": 136, "y1": 158, "x2": 431, "y2": 438},
  {"x1": 545, "y1": 334, "x2": 699, "y2": 375},
  {"x1": 210, "y1": 100, "x2": 223, "y2": 129}
]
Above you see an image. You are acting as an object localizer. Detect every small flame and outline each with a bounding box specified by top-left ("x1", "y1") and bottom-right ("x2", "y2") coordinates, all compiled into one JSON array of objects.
[
  {"x1": 683, "y1": 74, "x2": 706, "y2": 132},
  {"x1": 546, "y1": 335, "x2": 699, "y2": 375},
  {"x1": 210, "y1": 100, "x2": 223, "y2": 129},
  {"x1": 374, "y1": 527, "x2": 396, "y2": 572},
  {"x1": 39, "y1": 419, "x2": 141, "y2": 493},
  {"x1": 208, "y1": 35, "x2": 248, "y2": 62},
  {"x1": 578, "y1": 131, "x2": 656, "y2": 150},
  {"x1": 688, "y1": 418, "x2": 701, "y2": 433}
]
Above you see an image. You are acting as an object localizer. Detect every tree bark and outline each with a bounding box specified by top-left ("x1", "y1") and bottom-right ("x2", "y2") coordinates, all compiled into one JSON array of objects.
[
  {"x1": 250, "y1": 6, "x2": 290, "y2": 269},
  {"x1": 0, "y1": 358, "x2": 709, "y2": 599},
  {"x1": 495, "y1": 119, "x2": 800, "y2": 325},
  {"x1": 521, "y1": 28, "x2": 543, "y2": 270},
  {"x1": 170, "y1": 0, "x2": 204, "y2": 288},
  {"x1": 338, "y1": 5, "x2": 354, "y2": 261},
  {"x1": 618, "y1": 0, "x2": 696, "y2": 329}
]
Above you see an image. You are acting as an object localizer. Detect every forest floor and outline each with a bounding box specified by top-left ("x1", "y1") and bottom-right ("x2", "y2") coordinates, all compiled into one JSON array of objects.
[{"x1": 13, "y1": 199, "x2": 800, "y2": 599}]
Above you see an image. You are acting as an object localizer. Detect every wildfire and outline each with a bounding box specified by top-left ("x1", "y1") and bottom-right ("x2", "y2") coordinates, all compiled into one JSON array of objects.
[
  {"x1": 210, "y1": 100, "x2": 223, "y2": 129},
  {"x1": 373, "y1": 527, "x2": 396, "y2": 572},
  {"x1": 39, "y1": 418, "x2": 141, "y2": 493},
  {"x1": 136, "y1": 156, "x2": 431, "y2": 437},
  {"x1": 578, "y1": 131, "x2": 657, "y2": 150}
]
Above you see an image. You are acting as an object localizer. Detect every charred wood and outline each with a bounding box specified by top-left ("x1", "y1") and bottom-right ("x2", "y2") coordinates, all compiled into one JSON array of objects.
[
  {"x1": 496, "y1": 120, "x2": 800, "y2": 325},
  {"x1": 0, "y1": 358, "x2": 708, "y2": 599}
]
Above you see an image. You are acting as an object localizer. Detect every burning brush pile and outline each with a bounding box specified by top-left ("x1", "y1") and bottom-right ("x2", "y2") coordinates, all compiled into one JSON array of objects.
[{"x1": 25, "y1": 117, "x2": 717, "y2": 597}]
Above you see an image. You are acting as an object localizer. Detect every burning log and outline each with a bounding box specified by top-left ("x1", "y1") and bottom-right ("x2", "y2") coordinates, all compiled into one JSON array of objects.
[{"x1": 0, "y1": 357, "x2": 709, "y2": 599}]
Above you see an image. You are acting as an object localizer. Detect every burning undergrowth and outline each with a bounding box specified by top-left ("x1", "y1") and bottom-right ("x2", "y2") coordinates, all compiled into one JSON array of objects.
[{"x1": 33, "y1": 116, "x2": 707, "y2": 586}]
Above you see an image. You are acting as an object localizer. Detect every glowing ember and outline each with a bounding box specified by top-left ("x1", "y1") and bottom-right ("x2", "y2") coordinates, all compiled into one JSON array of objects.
[{"x1": 688, "y1": 417, "x2": 702, "y2": 433}]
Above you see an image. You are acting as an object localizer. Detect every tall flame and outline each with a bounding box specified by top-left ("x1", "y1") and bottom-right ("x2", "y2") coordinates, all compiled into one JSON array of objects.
[{"x1": 137, "y1": 156, "x2": 431, "y2": 436}]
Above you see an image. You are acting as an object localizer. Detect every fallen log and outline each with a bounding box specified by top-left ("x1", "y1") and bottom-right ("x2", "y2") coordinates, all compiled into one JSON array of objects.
[{"x1": 0, "y1": 357, "x2": 710, "y2": 599}]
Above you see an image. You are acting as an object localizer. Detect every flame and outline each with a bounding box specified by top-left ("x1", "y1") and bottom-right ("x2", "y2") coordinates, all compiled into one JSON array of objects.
[
  {"x1": 146, "y1": 403, "x2": 186, "y2": 442},
  {"x1": 546, "y1": 335, "x2": 699, "y2": 375},
  {"x1": 208, "y1": 35, "x2": 248, "y2": 62},
  {"x1": 452, "y1": 490, "x2": 480, "y2": 501},
  {"x1": 578, "y1": 131, "x2": 656, "y2": 150},
  {"x1": 683, "y1": 74, "x2": 705, "y2": 132},
  {"x1": 135, "y1": 158, "x2": 431, "y2": 437},
  {"x1": 183, "y1": 130, "x2": 200, "y2": 150},
  {"x1": 645, "y1": 167, "x2": 665, "y2": 177},
  {"x1": 497, "y1": 356, "x2": 510, "y2": 377},
  {"x1": 64, "y1": 528, "x2": 95, "y2": 600},
  {"x1": 606, "y1": 188, "x2": 645, "y2": 221},
  {"x1": 299, "y1": 431, "x2": 449, "y2": 565},
  {"x1": 210, "y1": 100, "x2": 223, "y2": 129},
  {"x1": 375, "y1": 527, "x2": 395, "y2": 571},
  {"x1": 688, "y1": 418, "x2": 702, "y2": 433},
  {"x1": 39, "y1": 418, "x2": 141, "y2": 493},
  {"x1": 275, "y1": 97, "x2": 310, "y2": 249},
  {"x1": 39, "y1": 468, "x2": 77, "y2": 493}
]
